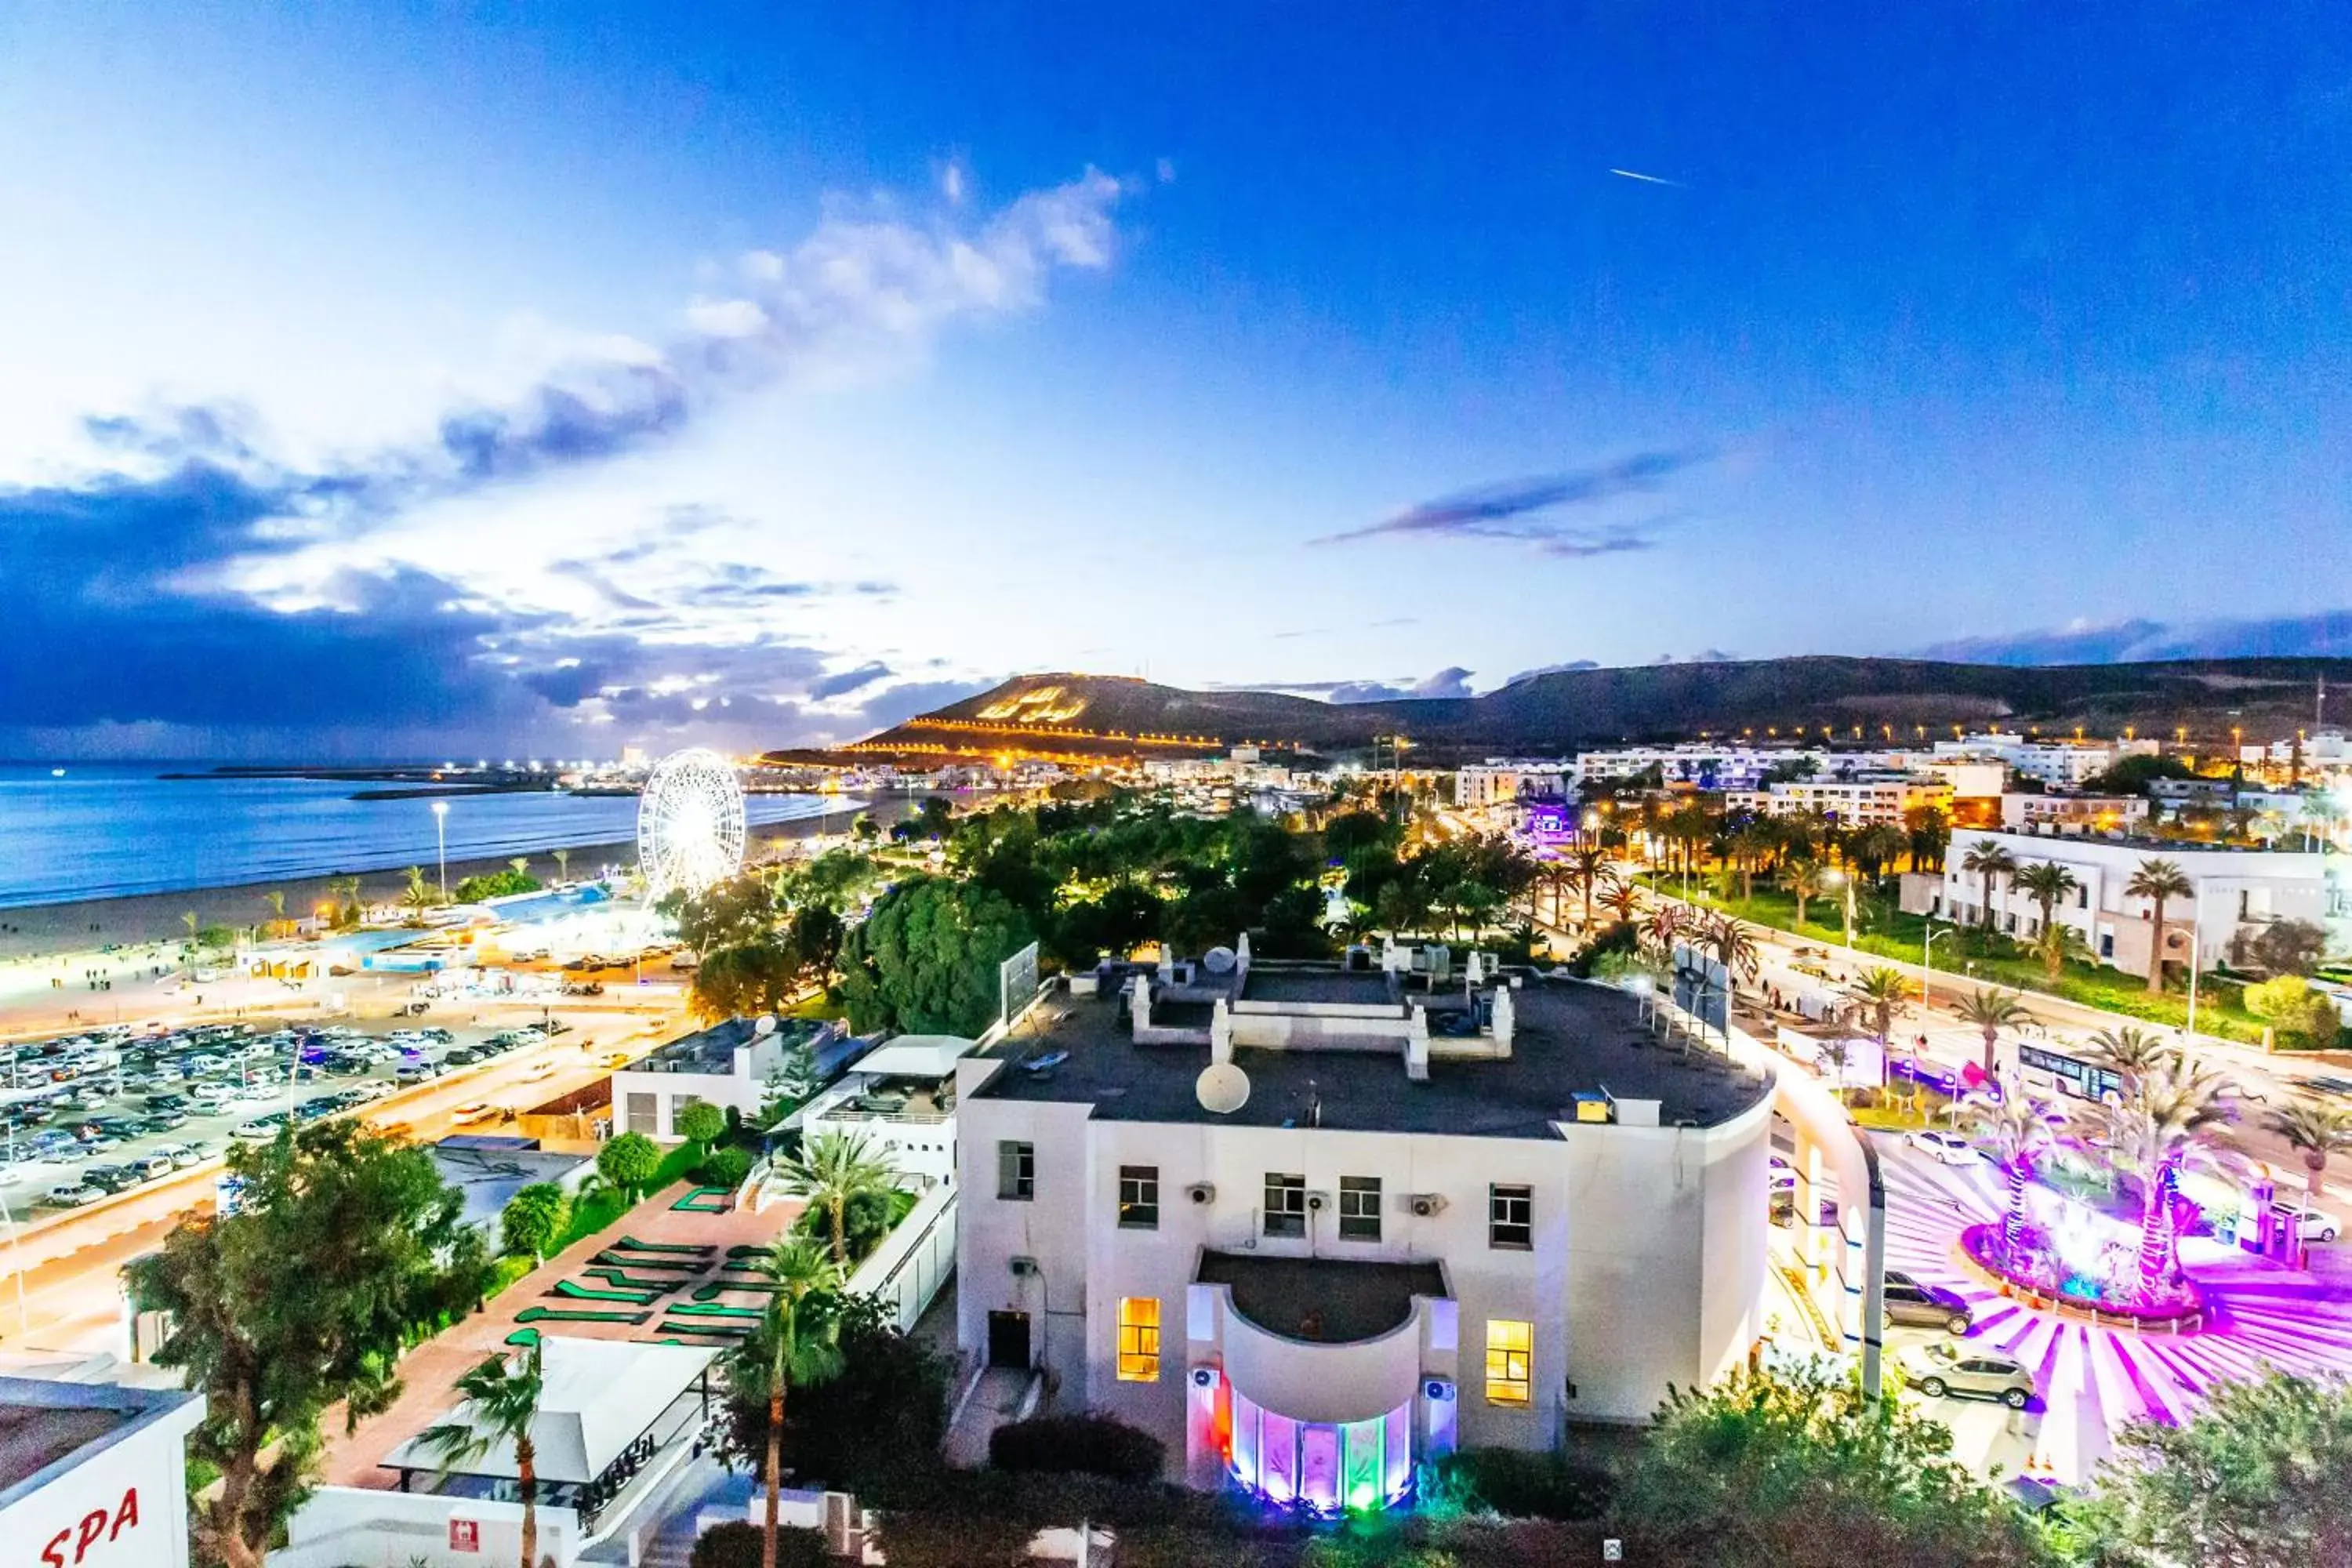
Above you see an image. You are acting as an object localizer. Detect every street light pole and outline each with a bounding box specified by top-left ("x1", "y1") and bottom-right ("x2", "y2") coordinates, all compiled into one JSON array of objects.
[
  {"x1": 432, "y1": 800, "x2": 450, "y2": 901},
  {"x1": 2185, "y1": 878, "x2": 2207, "y2": 1047}
]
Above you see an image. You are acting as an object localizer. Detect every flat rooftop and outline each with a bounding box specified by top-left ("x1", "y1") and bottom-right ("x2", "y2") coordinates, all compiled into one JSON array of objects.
[
  {"x1": 0, "y1": 1402, "x2": 125, "y2": 1494},
  {"x1": 1199, "y1": 1251, "x2": 1446, "y2": 1345},
  {"x1": 982, "y1": 975, "x2": 1771, "y2": 1136},
  {"x1": 0, "y1": 1377, "x2": 199, "y2": 1504}
]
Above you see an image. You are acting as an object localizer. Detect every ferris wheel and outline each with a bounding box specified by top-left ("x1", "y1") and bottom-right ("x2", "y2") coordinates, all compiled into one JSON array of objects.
[{"x1": 637, "y1": 748, "x2": 746, "y2": 899}]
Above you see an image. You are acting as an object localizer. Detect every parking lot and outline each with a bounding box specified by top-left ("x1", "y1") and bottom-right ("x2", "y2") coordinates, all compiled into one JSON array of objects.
[{"x1": 0, "y1": 1014, "x2": 579, "y2": 1217}]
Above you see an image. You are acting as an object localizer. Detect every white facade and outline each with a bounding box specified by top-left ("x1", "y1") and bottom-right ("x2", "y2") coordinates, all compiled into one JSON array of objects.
[
  {"x1": 609, "y1": 1018, "x2": 837, "y2": 1140},
  {"x1": 1725, "y1": 775, "x2": 1952, "y2": 828},
  {"x1": 0, "y1": 1379, "x2": 204, "y2": 1568},
  {"x1": 1999, "y1": 793, "x2": 2150, "y2": 833},
  {"x1": 1930, "y1": 829, "x2": 2328, "y2": 976},
  {"x1": 953, "y1": 965, "x2": 1773, "y2": 1507},
  {"x1": 1457, "y1": 761, "x2": 1574, "y2": 809},
  {"x1": 1933, "y1": 735, "x2": 2146, "y2": 787},
  {"x1": 787, "y1": 1033, "x2": 975, "y2": 1189}
]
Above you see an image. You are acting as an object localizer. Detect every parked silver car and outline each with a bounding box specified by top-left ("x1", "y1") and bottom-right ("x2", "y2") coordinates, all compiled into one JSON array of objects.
[{"x1": 1900, "y1": 1341, "x2": 2034, "y2": 1409}]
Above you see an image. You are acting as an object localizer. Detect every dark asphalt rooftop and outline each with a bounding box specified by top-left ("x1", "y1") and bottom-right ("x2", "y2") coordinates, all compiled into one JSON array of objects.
[
  {"x1": 1198, "y1": 1251, "x2": 1448, "y2": 1344},
  {"x1": 982, "y1": 974, "x2": 1771, "y2": 1137}
]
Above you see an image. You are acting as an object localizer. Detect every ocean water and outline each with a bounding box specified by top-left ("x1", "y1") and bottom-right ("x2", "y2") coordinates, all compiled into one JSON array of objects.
[{"x1": 0, "y1": 764, "x2": 855, "y2": 908}]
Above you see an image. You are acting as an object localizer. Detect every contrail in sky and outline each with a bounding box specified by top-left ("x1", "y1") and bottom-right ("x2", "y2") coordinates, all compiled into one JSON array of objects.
[{"x1": 1607, "y1": 168, "x2": 1682, "y2": 187}]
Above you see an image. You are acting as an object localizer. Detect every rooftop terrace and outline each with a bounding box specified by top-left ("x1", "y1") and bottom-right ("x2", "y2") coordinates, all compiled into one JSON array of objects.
[
  {"x1": 979, "y1": 973, "x2": 1770, "y2": 1136},
  {"x1": 1199, "y1": 1252, "x2": 1447, "y2": 1345}
]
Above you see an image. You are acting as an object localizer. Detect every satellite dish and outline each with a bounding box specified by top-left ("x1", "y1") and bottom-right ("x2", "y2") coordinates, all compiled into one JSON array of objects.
[
  {"x1": 1196, "y1": 1062, "x2": 1250, "y2": 1115},
  {"x1": 1203, "y1": 946, "x2": 1236, "y2": 975},
  {"x1": 754, "y1": 1015, "x2": 778, "y2": 1036}
]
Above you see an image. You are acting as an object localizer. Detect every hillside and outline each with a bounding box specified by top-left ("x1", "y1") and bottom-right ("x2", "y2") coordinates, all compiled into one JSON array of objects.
[{"x1": 768, "y1": 657, "x2": 2352, "y2": 768}]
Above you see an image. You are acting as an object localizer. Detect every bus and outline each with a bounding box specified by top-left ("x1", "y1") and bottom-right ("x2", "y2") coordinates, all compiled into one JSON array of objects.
[{"x1": 2013, "y1": 1041, "x2": 2125, "y2": 1104}]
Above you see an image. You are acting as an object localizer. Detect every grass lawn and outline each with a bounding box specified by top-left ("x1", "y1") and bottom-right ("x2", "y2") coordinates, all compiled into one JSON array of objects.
[
  {"x1": 1646, "y1": 875, "x2": 2310, "y2": 1048},
  {"x1": 1846, "y1": 1083, "x2": 1960, "y2": 1131}
]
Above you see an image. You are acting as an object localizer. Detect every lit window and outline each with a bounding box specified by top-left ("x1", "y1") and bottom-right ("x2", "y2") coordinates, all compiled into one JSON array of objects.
[
  {"x1": 1338, "y1": 1176, "x2": 1381, "y2": 1242},
  {"x1": 1489, "y1": 1184, "x2": 1532, "y2": 1249},
  {"x1": 1117, "y1": 1296, "x2": 1160, "y2": 1381},
  {"x1": 1119, "y1": 1164, "x2": 1159, "y2": 1229},
  {"x1": 998, "y1": 1141, "x2": 1034, "y2": 1201},
  {"x1": 1264, "y1": 1173, "x2": 1306, "y2": 1238},
  {"x1": 1485, "y1": 1319, "x2": 1533, "y2": 1406}
]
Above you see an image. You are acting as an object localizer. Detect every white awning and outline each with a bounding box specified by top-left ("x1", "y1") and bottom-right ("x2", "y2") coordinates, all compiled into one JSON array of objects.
[
  {"x1": 383, "y1": 1337, "x2": 717, "y2": 1485},
  {"x1": 852, "y1": 1033, "x2": 979, "y2": 1080}
]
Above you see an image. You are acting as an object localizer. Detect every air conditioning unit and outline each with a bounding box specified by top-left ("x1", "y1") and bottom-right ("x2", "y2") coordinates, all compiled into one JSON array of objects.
[
  {"x1": 1009, "y1": 1256, "x2": 1040, "y2": 1278},
  {"x1": 1305, "y1": 1191, "x2": 1328, "y2": 1212},
  {"x1": 1189, "y1": 1367, "x2": 1218, "y2": 1389},
  {"x1": 1187, "y1": 1181, "x2": 1217, "y2": 1205},
  {"x1": 1409, "y1": 1193, "x2": 1447, "y2": 1218},
  {"x1": 1423, "y1": 1378, "x2": 1456, "y2": 1403}
]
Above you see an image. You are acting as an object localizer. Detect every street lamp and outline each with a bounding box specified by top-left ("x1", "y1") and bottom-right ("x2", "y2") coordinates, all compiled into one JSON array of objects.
[
  {"x1": 431, "y1": 800, "x2": 450, "y2": 900},
  {"x1": 1822, "y1": 868, "x2": 1857, "y2": 951},
  {"x1": 1922, "y1": 919, "x2": 1955, "y2": 1008}
]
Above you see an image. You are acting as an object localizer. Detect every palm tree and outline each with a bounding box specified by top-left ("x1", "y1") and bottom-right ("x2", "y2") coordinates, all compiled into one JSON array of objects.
[
  {"x1": 263, "y1": 889, "x2": 286, "y2": 930},
  {"x1": 552, "y1": 846, "x2": 572, "y2": 882},
  {"x1": 1849, "y1": 823, "x2": 1909, "y2": 881},
  {"x1": 1969, "y1": 1073, "x2": 2062, "y2": 1259},
  {"x1": 1904, "y1": 803, "x2": 1951, "y2": 873},
  {"x1": 1780, "y1": 858, "x2": 1827, "y2": 928},
  {"x1": 509, "y1": 855, "x2": 531, "y2": 879},
  {"x1": 778, "y1": 1130, "x2": 898, "y2": 1265},
  {"x1": 2086, "y1": 1025, "x2": 2176, "y2": 1086},
  {"x1": 2030, "y1": 919, "x2": 2091, "y2": 982},
  {"x1": 1727, "y1": 827, "x2": 1772, "y2": 901},
  {"x1": 402, "y1": 864, "x2": 434, "y2": 911},
  {"x1": 416, "y1": 1342, "x2": 547, "y2": 1568},
  {"x1": 2126, "y1": 858, "x2": 2194, "y2": 995},
  {"x1": 1853, "y1": 966, "x2": 1911, "y2": 1047},
  {"x1": 731, "y1": 1240, "x2": 846, "y2": 1568},
  {"x1": 1597, "y1": 873, "x2": 1641, "y2": 928},
  {"x1": 1702, "y1": 912, "x2": 1759, "y2": 983},
  {"x1": 1955, "y1": 988, "x2": 2030, "y2": 1076},
  {"x1": 1564, "y1": 847, "x2": 1609, "y2": 929},
  {"x1": 2091, "y1": 1053, "x2": 2235, "y2": 1290},
  {"x1": 1958, "y1": 840, "x2": 2018, "y2": 931},
  {"x1": 2009, "y1": 861, "x2": 2079, "y2": 936},
  {"x1": 2264, "y1": 1098, "x2": 2352, "y2": 1251}
]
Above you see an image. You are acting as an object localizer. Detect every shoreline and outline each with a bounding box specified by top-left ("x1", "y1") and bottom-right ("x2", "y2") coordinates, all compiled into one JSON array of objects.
[{"x1": 0, "y1": 795, "x2": 916, "y2": 964}]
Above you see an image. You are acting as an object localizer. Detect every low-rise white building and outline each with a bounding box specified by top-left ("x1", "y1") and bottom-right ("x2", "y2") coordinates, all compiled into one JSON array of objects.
[
  {"x1": 1456, "y1": 760, "x2": 1575, "y2": 809},
  {"x1": 608, "y1": 1015, "x2": 838, "y2": 1141},
  {"x1": 0, "y1": 1376, "x2": 205, "y2": 1568},
  {"x1": 1999, "y1": 793, "x2": 2150, "y2": 834},
  {"x1": 953, "y1": 948, "x2": 1774, "y2": 1510},
  {"x1": 1726, "y1": 775, "x2": 1952, "y2": 829},
  {"x1": 786, "y1": 1033, "x2": 977, "y2": 1189},
  {"x1": 1913, "y1": 829, "x2": 2329, "y2": 980}
]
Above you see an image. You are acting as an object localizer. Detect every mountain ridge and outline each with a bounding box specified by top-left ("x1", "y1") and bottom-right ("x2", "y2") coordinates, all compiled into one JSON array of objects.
[{"x1": 768, "y1": 655, "x2": 2352, "y2": 768}]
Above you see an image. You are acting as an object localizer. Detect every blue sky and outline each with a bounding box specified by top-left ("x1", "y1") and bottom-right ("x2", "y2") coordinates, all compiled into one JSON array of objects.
[{"x1": 3, "y1": 4, "x2": 2348, "y2": 757}]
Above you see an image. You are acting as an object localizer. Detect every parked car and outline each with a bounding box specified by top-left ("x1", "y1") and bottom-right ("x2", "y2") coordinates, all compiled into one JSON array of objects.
[
  {"x1": 129, "y1": 1152, "x2": 176, "y2": 1181},
  {"x1": 42, "y1": 1182, "x2": 102, "y2": 1207},
  {"x1": 158, "y1": 1143, "x2": 205, "y2": 1169},
  {"x1": 1900, "y1": 1341, "x2": 2034, "y2": 1408},
  {"x1": 394, "y1": 1060, "x2": 440, "y2": 1084},
  {"x1": 2274, "y1": 1201, "x2": 2343, "y2": 1243},
  {"x1": 230, "y1": 1116, "x2": 286, "y2": 1142},
  {"x1": 79, "y1": 1164, "x2": 137, "y2": 1194},
  {"x1": 1905, "y1": 1130, "x2": 1981, "y2": 1166},
  {"x1": 1882, "y1": 1270, "x2": 1974, "y2": 1335}
]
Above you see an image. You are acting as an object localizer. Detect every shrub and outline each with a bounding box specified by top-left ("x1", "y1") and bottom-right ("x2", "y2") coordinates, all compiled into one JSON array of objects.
[
  {"x1": 2245, "y1": 975, "x2": 2346, "y2": 1046},
  {"x1": 597, "y1": 1131, "x2": 663, "y2": 1196},
  {"x1": 791, "y1": 1185, "x2": 907, "y2": 1263},
  {"x1": 676, "y1": 1100, "x2": 728, "y2": 1149},
  {"x1": 698, "y1": 1147, "x2": 753, "y2": 1191},
  {"x1": 1431, "y1": 1446, "x2": 1612, "y2": 1521},
  {"x1": 499, "y1": 1181, "x2": 571, "y2": 1263},
  {"x1": 688, "y1": 1519, "x2": 828, "y2": 1568},
  {"x1": 989, "y1": 1414, "x2": 1164, "y2": 1483}
]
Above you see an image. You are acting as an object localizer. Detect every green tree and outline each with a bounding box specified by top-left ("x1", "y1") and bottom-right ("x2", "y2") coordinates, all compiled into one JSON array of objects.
[
  {"x1": 2063, "y1": 1369, "x2": 2352, "y2": 1566},
  {"x1": 1854, "y1": 966, "x2": 1911, "y2": 1047},
  {"x1": 1904, "y1": 802, "x2": 1951, "y2": 873},
  {"x1": 2263, "y1": 1098, "x2": 2352, "y2": 1223},
  {"x1": 1780, "y1": 858, "x2": 1827, "y2": 928},
  {"x1": 402, "y1": 863, "x2": 437, "y2": 912},
  {"x1": 453, "y1": 868, "x2": 540, "y2": 902},
  {"x1": 2242, "y1": 917, "x2": 2328, "y2": 978},
  {"x1": 553, "y1": 846, "x2": 571, "y2": 882},
  {"x1": 1955, "y1": 988, "x2": 2030, "y2": 1076},
  {"x1": 499, "y1": 1181, "x2": 572, "y2": 1265},
  {"x1": 836, "y1": 876, "x2": 1036, "y2": 1036},
  {"x1": 597, "y1": 1131, "x2": 663, "y2": 1200},
  {"x1": 689, "y1": 936, "x2": 804, "y2": 1023},
  {"x1": 417, "y1": 1343, "x2": 547, "y2": 1568},
  {"x1": 2245, "y1": 975, "x2": 2347, "y2": 1047},
  {"x1": 2086, "y1": 1025, "x2": 2176, "y2": 1084},
  {"x1": 780, "y1": 1130, "x2": 900, "y2": 1265},
  {"x1": 123, "y1": 1123, "x2": 487, "y2": 1568},
  {"x1": 2125, "y1": 857, "x2": 2194, "y2": 994},
  {"x1": 726, "y1": 1240, "x2": 848, "y2": 1568},
  {"x1": 2030, "y1": 918, "x2": 2092, "y2": 982},
  {"x1": 1611, "y1": 1363, "x2": 2055, "y2": 1567},
  {"x1": 677, "y1": 1099, "x2": 728, "y2": 1156}
]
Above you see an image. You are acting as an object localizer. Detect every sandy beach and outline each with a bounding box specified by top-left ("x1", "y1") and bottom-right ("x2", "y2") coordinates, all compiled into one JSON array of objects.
[{"x1": 0, "y1": 793, "x2": 917, "y2": 964}]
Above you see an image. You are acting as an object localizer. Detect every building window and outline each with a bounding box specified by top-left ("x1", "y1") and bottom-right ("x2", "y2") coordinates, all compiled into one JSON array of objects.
[
  {"x1": 624, "y1": 1092, "x2": 657, "y2": 1136},
  {"x1": 1264, "y1": 1173, "x2": 1306, "y2": 1237},
  {"x1": 1117, "y1": 1296, "x2": 1161, "y2": 1381},
  {"x1": 1485, "y1": 1319, "x2": 1533, "y2": 1406},
  {"x1": 1338, "y1": 1176, "x2": 1382, "y2": 1242},
  {"x1": 1119, "y1": 1165, "x2": 1160, "y2": 1229},
  {"x1": 998, "y1": 1141, "x2": 1034, "y2": 1201},
  {"x1": 1489, "y1": 1184, "x2": 1533, "y2": 1249}
]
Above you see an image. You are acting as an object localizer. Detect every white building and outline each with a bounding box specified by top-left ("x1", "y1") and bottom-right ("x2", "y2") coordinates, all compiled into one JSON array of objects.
[
  {"x1": 786, "y1": 1033, "x2": 977, "y2": 1189},
  {"x1": 0, "y1": 1377, "x2": 205, "y2": 1568},
  {"x1": 609, "y1": 1016, "x2": 838, "y2": 1141},
  {"x1": 1456, "y1": 761, "x2": 1575, "y2": 809},
  {"x1": 953, "y1": 947, "x2": 1773, "y2": 1510},
  {"x1": 1998, "y1": 793, "x2": 2150, "y2": 834},
  {"x1": 1725, "y1": 775, "x2": 1952, "y2": 829},
  {"x1": 1915, "y1": 829, "x2": 2330, "y2": 979},
  {"x1": 1573, "y1": 745, "x2": 1824, "y2": 792},
  {"x1": 1933, "y1": 735, "x2": 2146, "y2": 788}
]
